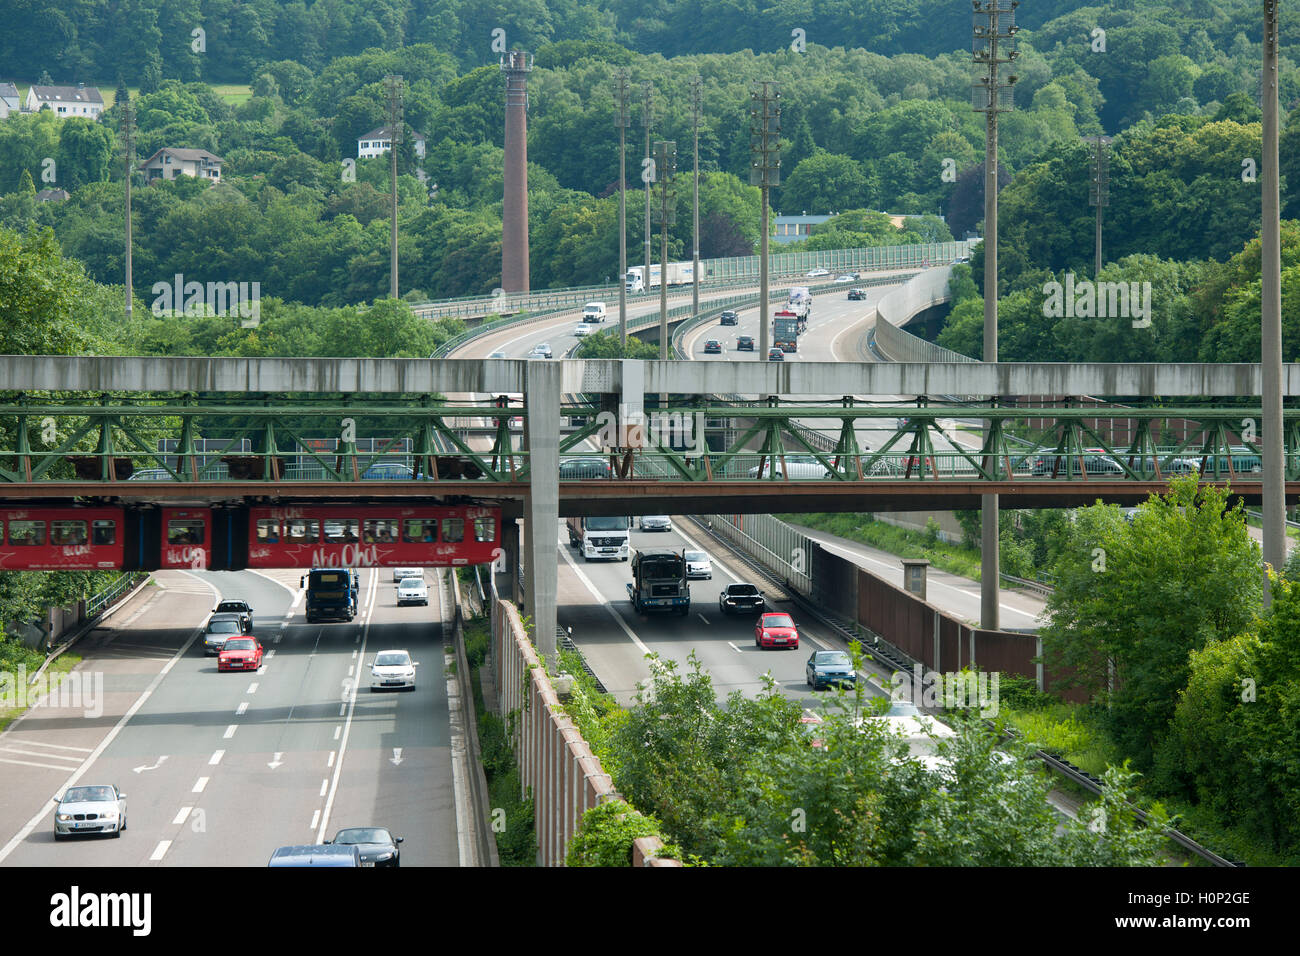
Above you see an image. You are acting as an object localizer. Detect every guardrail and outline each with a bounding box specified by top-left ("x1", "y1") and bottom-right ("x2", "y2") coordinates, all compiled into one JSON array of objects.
[
  {"x1": 411, "y1": 240, "x2": 977, "y2": 321},
  {"x1": 84, "y1": 572, "x2": 145, "y2": 619}
]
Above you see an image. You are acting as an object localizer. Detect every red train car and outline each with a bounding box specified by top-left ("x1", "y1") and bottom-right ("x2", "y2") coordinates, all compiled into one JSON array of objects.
[
  {"x1": 158, "y1": 507, "x2": 216, "y2": 571},
  {"x1": 243, "y1": 504, "x2": 500, "y2": 569},
  {"x1": 0, "y1": 506, "x2": 126, "y2": 571}
]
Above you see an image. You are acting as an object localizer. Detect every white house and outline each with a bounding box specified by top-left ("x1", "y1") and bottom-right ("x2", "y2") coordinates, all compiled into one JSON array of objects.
[
  {"x1": 357, "y1": 126, "x2": 426, "y2": 160},
  {"x1": 0, "y1": 83, "x2": 19, "y2": 119},
  {"x1": 24, "y1": 83, "x2": 104, "y2": 119},
  {"x1": 138, "y1": 147, "x2": 223, "y2": 183}
]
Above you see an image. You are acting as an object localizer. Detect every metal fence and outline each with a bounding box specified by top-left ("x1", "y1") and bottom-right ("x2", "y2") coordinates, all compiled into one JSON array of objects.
[
  {"x1": 84, "y1": 572, "x2": 145, "y2": 619},
  {"x1": 708, "y1": 512, "x2": 812, "y2": 594}
]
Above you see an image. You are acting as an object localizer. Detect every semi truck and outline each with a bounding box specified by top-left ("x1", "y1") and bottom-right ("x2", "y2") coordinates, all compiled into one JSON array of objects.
[
  {"x1": 773, "y1": 309, "x2": 800, "y2": 352},
  {"x1": 626, "y1": 548, "x2": 691, "y2": 615},
  {"x1": 785, "y1": 288, "x2": 812, "y2": 327},
  {"x1": 566, "y1": 515, "x2": 631, "y2": 561},
  {"x1": 625, "y1": 262, "x2": 696, "y2": 293},
  {"x1": 302, "y1": 567, "x2": 358, "y2": 622}
]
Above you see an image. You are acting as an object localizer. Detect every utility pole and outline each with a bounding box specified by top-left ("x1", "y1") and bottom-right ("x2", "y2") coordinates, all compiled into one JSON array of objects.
[
  {"x1": 749, "y1": 81, "x2": 781, "y2": 361},
  {"x1": 641, "y1": 82, "x2": 654, "y2": 298},
  {"x1": 121, "y1": 93, "x2": 134, "y2": 321},
  {"x1": 615, "y1": 71, "x2": 630, "y2": 346},
  {"x1": 973, "y1": 0, "x2": 1019, "y2": 631},
  {"x1": 690, "y1": 75, "x2": 702, "y2": 320},
  {"x1": 1262, "y1": 0, "x2": 1284, "y2": 597},
  {"x1": 384, "y1": 74, "x2": 404, "y2": 300},
  {"x1": 1086, "y1": 135, "x2": 1111, "y2": 277},
  {"x1": 653, "y1": 140, "x2": 677, "y2": 361}
]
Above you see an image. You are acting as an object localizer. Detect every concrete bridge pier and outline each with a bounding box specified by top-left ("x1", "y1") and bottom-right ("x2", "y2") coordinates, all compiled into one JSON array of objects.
[{"x1": 524, "y1": 361, "x2": 561, "y2": 664}]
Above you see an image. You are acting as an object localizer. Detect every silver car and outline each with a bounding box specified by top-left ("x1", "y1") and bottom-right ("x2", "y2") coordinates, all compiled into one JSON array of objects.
[
  {"x1": 371, "y1": 649, "x2": 418, "y2": 692},
  {"x1": 204, "y1": 614, "x2": 244, "y2": 655},
  {"x1": 639, "y1": 515, "x2": 672, "y2": 531},
  {"x1": 54, "y1": 784, "x2": 126, "y2": 839}
]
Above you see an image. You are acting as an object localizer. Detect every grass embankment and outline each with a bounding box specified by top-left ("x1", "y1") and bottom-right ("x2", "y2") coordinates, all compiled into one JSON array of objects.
[
  {"x1": 461, "y1": 614, "x2": 535, "y2": 865},
  {"x1": 780, "y1": 511, "x2": 983, "y2": 580},
  {"x1": 997, "y1": 678, "x2": 1284, "y2": 866},
  {"x1": 0, "y1": 639, "x2": 83, "y2": 734}
]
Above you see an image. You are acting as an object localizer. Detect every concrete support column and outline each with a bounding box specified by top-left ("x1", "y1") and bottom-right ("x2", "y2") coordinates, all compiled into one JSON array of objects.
[{"x1": 524, "y1": 360, "x2": 561, "y2": 664}]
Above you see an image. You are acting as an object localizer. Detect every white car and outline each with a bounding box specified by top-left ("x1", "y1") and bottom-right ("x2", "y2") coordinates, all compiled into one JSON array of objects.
[
  {"x1": 371, "y1": 649, "x2": 418, "y2": 691},
  {"x1": 54, "y1": 784, "x2": 126, "y2": 839},
  {"x1": 530, "y1": 343, "x2": 553, "y2": 359},
  {"x1": 396, "y1": 577, "x2": 429, "y2": 607},
  {"x1": 392, "y1": 566, "x2": 423, "y2": 583},
  {"x1": 806, "y1": 268, "x2": 831, "y2": 277},
  {"x1": 574, "y1": 324, "x2": 595, "y2": 337},
  {"x1": 684, "y1": 550, "x2": 712, "y2": 579},
  {"x1": 639, "y1": 515, "x2": 672, "y2": 531},
  {"x1": 834, "y1": 274, "x2": 856, "y2": 283}
]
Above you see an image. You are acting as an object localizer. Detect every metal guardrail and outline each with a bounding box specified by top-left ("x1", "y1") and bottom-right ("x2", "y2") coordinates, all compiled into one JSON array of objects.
[
  {"x1": 84, "y1": 572, "x2": 145, "y2": 619},
  {"x1": 999, "y1": 573, "x2": 1055, "y2": 596},
  {"x1": 412, "y1": 240, "x2": 977, "y2": 321},
  {"x1": 558, "y1": 628, "x2": 609, "y2": 695}
]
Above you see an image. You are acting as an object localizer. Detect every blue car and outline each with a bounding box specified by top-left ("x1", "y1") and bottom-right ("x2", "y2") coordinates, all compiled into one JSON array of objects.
[{"x1": 806, "y1": 650, "x2": 857, "y2": 690}]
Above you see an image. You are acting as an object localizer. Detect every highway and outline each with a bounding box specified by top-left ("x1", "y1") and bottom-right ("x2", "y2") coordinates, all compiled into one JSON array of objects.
[
  {"x1": 0, "y1": 568, "x2": 462, "y2": 866},
  {"x1": 554, "y1": 518, "x2": 894, "y2": 708}
]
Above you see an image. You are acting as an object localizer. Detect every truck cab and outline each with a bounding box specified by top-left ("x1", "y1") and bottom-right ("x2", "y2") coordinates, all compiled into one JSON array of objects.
[
  {"x1": 567, "y1": 515, "x2": 630, "y2": 561},
  {"x1": 627, "y1": 548, "x2": 690, "y2": 615},
  {"x1": 302, "y1": 567, "x2": 358, "y2": 623}
]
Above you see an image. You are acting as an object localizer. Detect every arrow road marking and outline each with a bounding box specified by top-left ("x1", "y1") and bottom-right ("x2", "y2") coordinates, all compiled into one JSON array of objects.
[
  {"x1": 390, "y1": 747, "x2": 404, "y2": 767},
  {"x1": 132, "y1": 755, "x2": 169, "y2": 774},
  {"x1": 267, "y1": 752, "x2": 283, "y2": 769}
]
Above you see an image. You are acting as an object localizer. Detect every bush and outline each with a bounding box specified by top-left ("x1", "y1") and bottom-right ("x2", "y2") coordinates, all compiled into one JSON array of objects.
[{"x1": 566, "y1": 799, "x2": 669, "y2": 867}]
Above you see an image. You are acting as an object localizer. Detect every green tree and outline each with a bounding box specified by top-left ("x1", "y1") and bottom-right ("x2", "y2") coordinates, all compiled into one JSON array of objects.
[
  {"x1": 1041, "y1": 477, "x2": 1263, "y2": 769},
  {"x1": 779, "y1": 153, "x2": 872, "y2": 216}
]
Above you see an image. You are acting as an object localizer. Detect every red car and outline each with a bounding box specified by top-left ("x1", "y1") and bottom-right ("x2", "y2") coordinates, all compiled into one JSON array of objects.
[
  {"x1": 755, "y1": 612, "x2": 800, "y2": 649},
  {"x1": 218, "y1": 637, "x2": 264, "y2": 672}
]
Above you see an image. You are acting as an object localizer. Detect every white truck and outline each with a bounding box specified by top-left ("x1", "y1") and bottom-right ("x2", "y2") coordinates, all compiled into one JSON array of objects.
[
  {"x1": 786, "y1": 287, "x2": 812, "y2": 320},
  {"x1": 581, "y1": 301, "x2": 608, "y2": 323},
  {"x1": 566, "y1": 515, "x2": 630, "y2": 561},
  {"x1": 625, "y1": 262, "x2": 695, "y2": 293}
]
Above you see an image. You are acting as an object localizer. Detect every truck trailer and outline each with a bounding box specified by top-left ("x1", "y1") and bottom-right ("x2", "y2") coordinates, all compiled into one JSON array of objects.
[{"x1": 625, "y1": 262, "x2": 696, "y2": 293}]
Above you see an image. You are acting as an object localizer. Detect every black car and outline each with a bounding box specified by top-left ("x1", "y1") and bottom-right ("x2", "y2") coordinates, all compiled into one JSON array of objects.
[
  {"x1": 703, "y1": 339, "x2": 723, "y2": 354},
  {"x1": 214, "y1": 600, "x2": 253, "y2": 633},
  {"x1": 719, "y1": 310, "x2": 739, "y2": 326},
  {"x1": 736, "y1": 335, "x2": 754, "y2": 351},
  {"x1": 719, "y1": 583, "x2": 766, "y2": 615},
  {"x1": 559, "y1": 457, "x2": 612, "y2": 479},
  {"x1": 847, "y1": 288, "x2": 867, "y2": 300},
  {"x1": 328, "y1": 826, "x2": 403, "y2": 867},
  {"x1": 806, "y1": 650, "x2": 857, "y2": 690}
]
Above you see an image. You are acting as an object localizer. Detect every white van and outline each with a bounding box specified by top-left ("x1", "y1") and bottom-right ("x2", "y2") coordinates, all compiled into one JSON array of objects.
[{"x1": 582, "y1": 302, "x2": 608, "y2": 323}]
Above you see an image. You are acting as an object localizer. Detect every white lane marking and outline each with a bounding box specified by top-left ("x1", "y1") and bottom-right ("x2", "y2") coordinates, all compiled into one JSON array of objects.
[
  {"x1": 310, "y1": 809, "x2": 320, "y2": 830},
  {"x1": 0, "y1": 746, "x2": 82, "y2": 762},
  {"x1": 557, "y1": 534, "x2": 653, "y2": 655},
  {"x1": 319, "y1": 778, "x2": 329, "y2": 797},
  {"x1": 247, "y1": 682, "x2": 259, "y2": 694},
  {"x1": 266, "y1": 649, "x2": 276, "y2": 660},
  {"x1": 131, "y1": 755, "x2": 168, "y2": 773},
  {"x1": 192, "y1": 777, "x2": 209, "y2": 793},
  {"x1": 236, "y1": 701, "x2": 248, "y2": 716},
  {"x1": 333, "y1": 725, "x2": 341, "y2": 740},
  {"x1": 0, "y1": 571, "x2": 219, "y2": 865},
  {"x1": 149, "y1": 841, "x2": 171, "y2": 861},
  {"x1": 208, "y1": 750, "x2": 224, "y2": 765},
  {"x1": 274, "y1": 633, "x2": 282, "y2": 644},
  {"x1": 268, "y1": 752, "x2": 283, "y2": 769},
  {"x1": 315, "y1": 568, "x2": 379, "y2": 843},
  {"x1": 172, "y1": 807, "x2": 192, "y2": 825},
  {"x1": 0, "y1": 740, "x2": 91, "y2": 753},
  {"x1": 347, "y1": 665, "x2": 353, "y2": 677},
  {"x1": 0, "y1": 756, "x2": 81, "y2": 771},
  {"x1": 327, "y1": 751, "x2": 335, "y2": 768},
  {"x1": 727, "y1": 642, "x2": 743, "y2": 654},
  {"x1": 247, "y1": 568, "x2": 301, "y2": 598},
  {"x1": 223, "y1": 725, "x2": 237, "y2": 740},
  {"x1": 697, "y1": 613, "x2": 710, "y2": 625},
  {"x1": 338, "y1": 703, "x2": 346, "y2": 716},
  {"x1": 351, "y1": 649, "x2": 357, "y2": 660}
]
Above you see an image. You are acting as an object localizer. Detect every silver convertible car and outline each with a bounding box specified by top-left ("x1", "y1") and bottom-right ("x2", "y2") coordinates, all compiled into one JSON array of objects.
[{"x1": 54, "y1": 784, "x2": 126, "y2": 839}]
